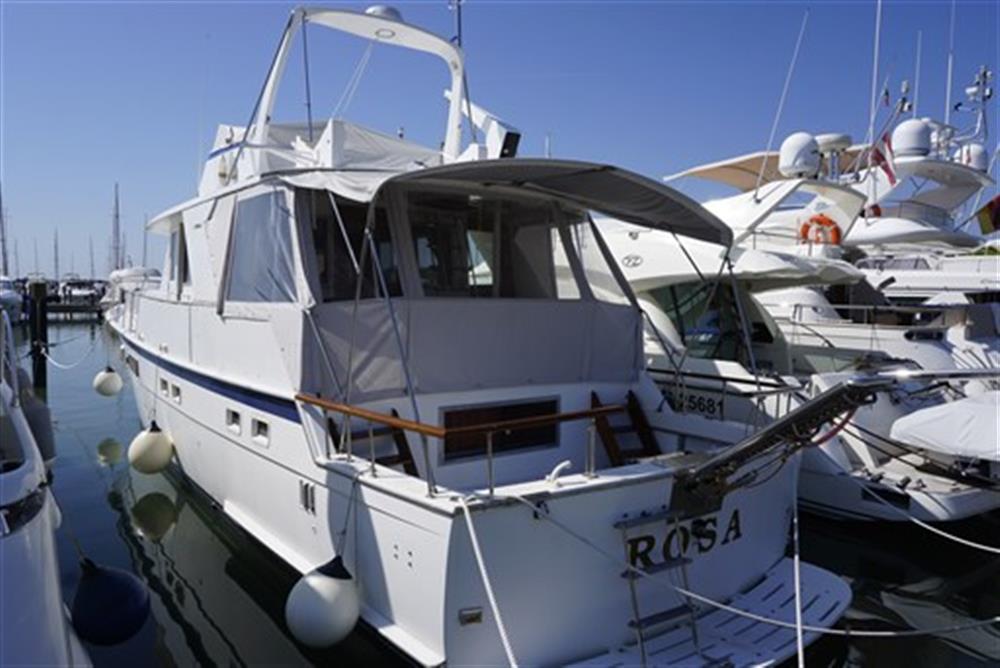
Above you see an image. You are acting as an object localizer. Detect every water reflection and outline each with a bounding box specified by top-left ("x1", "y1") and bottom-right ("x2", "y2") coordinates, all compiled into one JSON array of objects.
[
  {"x1": 801, "y1": 513, "x2": 1000, "y2": 667},
  {"x1": 110, "y1": 468, "x2": 406, "y2": 667}
]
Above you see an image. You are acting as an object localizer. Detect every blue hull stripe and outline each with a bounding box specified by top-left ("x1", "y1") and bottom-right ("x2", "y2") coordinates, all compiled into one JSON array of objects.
[{"x1": 123, "y1": 338, "x2": 301, "y2": 423}]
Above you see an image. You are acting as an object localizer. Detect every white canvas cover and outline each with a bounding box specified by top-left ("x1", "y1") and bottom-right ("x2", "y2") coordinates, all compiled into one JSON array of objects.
[
  {"x1": 890, "y1": 392, "x2": 1000, "y2": 462},
  {"x1": 379, "y1": 159, "x2": 734, "y2": 246}
]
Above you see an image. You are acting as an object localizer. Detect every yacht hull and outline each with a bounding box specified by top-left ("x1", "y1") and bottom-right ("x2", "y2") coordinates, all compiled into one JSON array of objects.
[{"x1": 114, "y1": 327, "x2": 839, "y2": 665}]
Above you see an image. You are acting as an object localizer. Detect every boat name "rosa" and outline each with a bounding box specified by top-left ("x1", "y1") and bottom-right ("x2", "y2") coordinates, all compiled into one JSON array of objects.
[{"x1": 626, "y1": 509, "x2": 743, "y2": 568}]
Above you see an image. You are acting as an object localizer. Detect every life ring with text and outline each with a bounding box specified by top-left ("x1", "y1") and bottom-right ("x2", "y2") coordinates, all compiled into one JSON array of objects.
[{"x1": 798, "y1": 214, "x2": 842, "y2": 245}]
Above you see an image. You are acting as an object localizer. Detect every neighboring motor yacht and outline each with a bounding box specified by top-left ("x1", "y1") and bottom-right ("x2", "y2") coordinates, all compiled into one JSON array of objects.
[
  {"x1": 0, "y1": 313, "x2": 91, "y2": 666},
  {"x1": 602, "y1": 221, "x2": 1000, "y2": 522}
]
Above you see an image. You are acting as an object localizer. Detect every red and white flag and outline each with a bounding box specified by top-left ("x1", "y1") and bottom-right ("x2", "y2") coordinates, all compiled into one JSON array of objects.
[{"x1": 870, "y1": 131, "x2": 896, "y2": 185}]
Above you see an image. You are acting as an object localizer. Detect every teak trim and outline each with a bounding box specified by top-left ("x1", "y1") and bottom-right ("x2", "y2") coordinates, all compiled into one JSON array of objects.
[{"x1": 295, "y1": 393, "x2": 624, "y2": 439}]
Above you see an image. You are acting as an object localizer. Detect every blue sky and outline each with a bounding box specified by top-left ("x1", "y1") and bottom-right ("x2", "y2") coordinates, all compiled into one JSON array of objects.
[{"x1": 1, "y1": 1, "x2": 997, "y2": 277}]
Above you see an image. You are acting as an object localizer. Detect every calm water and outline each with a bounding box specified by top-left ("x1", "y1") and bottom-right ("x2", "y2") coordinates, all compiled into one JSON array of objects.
[{"x1": 17, "y1": 322, "x2": 1000, "y2": 666}]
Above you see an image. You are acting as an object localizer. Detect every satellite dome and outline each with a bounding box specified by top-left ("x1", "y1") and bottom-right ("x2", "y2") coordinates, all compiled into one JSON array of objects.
[
  {"x1": 892, "y1": 119, "x2": 931, "y2": 157},
  {"x1": 779, "y1": 132, "x2": 821, "y2": 179},
  {"x1": 955, "y1": 143, "x2": 989, "y2": 172}
]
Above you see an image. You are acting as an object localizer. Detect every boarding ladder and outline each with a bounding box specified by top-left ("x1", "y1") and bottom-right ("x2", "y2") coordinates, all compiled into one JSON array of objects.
[{"x1": 613, "y1": 505, "x2": 713, "y2": 667}]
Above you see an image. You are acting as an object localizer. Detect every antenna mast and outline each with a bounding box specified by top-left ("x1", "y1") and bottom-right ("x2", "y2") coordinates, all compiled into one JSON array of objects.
[
  {"x1": 753, "y1": 11, "x2": 809, "y2": 201},
  {"x1": 912, "y1": 31, "x2": 922, "y2": 118},
  {"x1": 944, "y1": 0, "x2": 956, "y2": 126},
  {"x1": 33, "y1": 239, "x2": 38, "y2": 275}
]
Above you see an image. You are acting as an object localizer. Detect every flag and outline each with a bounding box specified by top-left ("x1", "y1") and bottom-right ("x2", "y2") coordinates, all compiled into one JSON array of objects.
[
  {"x1": 976, "y1": 195, "x2": 1000, "y2": 235},
  {"x1": 870, "y1": 131, "x2": 896, "y2": 185}
]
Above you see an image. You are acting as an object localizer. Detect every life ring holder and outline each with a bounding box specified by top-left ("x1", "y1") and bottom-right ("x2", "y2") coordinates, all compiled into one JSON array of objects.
[{"x1": 798, "y1": 214, "x2": 842, "y2": 245}]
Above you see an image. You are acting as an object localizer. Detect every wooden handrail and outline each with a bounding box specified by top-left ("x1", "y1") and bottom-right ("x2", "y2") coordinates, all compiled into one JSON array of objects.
[
  {"x1": 295, "y1": 394, "x2": 446, "y2": 438},
  {"x1": 295, "y1": 393, "x2": 624, "y2": 439}
]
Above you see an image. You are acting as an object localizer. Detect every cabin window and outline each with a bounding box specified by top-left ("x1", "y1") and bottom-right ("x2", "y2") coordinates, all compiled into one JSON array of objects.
[
  {"x1": 406, "y1": 190, "x2": 587, "y2": 299},
  {"x1": 297, "y1": 190, "x2": 400, "y2": 301},
  {"x1": 442, "y1": 399, "x2": 559, "y2": 461},
  {"x1": 226, "y1": 191, "x2": 297, "y2": 302},
  {"x1": 178, "y1": 224, "x2": 191, "y2": 286}
]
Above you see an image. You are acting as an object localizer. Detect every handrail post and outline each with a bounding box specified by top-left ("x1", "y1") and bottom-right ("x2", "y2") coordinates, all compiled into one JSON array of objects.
[
  {"x1": 421, "y1": 434, "x2": 435, "y2": 498},
  {"x1": 368, "y1": 424, "x2": 376, "y2": 477},
  {"x1": 323, "y1": 410, "x2": 332, "y2": 460},
  {"x1": 586, "y1": 419, "x2": 597, "y2": 479},
  {"x1": 345, "y1": 416, "x2": 353, "y2": 461},
  {"x1": 486, "y1": 431, "x2": 495, "y2": 497}
]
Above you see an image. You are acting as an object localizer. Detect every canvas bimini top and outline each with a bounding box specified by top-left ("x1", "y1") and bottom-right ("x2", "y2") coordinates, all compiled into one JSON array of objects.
[{"x1": 370, "y1": 158, "x2": 734, "y2": 246}]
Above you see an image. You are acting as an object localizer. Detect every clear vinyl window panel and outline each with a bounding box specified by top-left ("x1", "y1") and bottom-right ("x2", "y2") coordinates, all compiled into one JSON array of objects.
[
  {"x1": 226, "y1": 190, "x2": 297, "y2": 303},
  {"x1": 298, "y1": 190, "x2": 400, "y2": 302},
  {"x1": 405, "y1": 190, "x2": 593, "y2": 300}
]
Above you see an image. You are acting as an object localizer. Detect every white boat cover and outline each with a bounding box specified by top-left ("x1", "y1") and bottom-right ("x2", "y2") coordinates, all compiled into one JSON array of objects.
[
  {"x1": 379, "y1": 159, "x2": 734, "y2": 246},
  {"x1": 890, "y1": 392, "x2": 1000, "y2": 462}
]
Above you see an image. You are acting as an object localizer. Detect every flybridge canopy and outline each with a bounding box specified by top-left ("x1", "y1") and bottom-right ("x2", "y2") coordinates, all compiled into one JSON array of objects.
[
  {"x1": 378, "y1": 159, "x2": 734, "y2": 246},
  {"x1": 666, "y1": 146, "x2": 866, "y2": 192}
]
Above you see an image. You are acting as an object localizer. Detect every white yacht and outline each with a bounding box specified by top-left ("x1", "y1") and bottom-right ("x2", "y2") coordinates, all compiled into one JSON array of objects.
[
  {"x1": 105, "y1": 6, "x2": 870, "y2": 665},
  {"x1": 0, "y1": 313, "x2": 91, "y2": 666},
  {"x1": 669, "y1": 66, "x2": 996, "y2": 305},
  {"x1": 602, "y1": 221, "x2": 1000, "y2": 522}
]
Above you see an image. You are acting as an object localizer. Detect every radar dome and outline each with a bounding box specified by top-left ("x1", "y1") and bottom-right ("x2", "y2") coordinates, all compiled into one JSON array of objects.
[
  {"x1": 891, "y1": 119, "x2": 931, "y2": 157},
  {"x1": 779, "y1": 132, "x2": 821, "y2": 179},
  {"x1": 815, "y1": 133, "x2": 852, "y2": 154},
  {"x1": 956, "y1": 143, "x2": 989, "y2": 172}
]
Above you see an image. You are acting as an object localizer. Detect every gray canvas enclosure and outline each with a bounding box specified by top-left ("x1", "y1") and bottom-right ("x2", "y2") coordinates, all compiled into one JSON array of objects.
[{"x1": 298, "y1": 159, "x2": 731, "y2": 402}]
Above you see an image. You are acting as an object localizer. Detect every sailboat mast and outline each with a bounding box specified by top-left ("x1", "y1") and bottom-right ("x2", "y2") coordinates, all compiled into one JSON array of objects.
[
  {"x1": 89, "y1": 236, "x2": 95, "y2": 279},
  {"x1": 111, "y1": 182, "x2": 122, "y2": 271},
  {"x1": 53, "y1": 229, "x2": 60, "y2": 280},
  {"x1": 0, "y1": 182, "x2": 8, "y2": 276},
  {"x1": 142, "y1": 215, "x2": 149, "y2": 267}
]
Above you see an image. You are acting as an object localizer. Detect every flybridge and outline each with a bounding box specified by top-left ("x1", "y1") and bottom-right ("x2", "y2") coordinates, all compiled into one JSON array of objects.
[{"x1": 195, "y1": 5, "x2": 521, "y2": 201}]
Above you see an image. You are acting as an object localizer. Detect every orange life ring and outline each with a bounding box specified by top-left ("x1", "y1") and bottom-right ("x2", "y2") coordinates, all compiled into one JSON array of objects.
[{"x1": 798, "y1": 214, "x2": 842, "y2": 245}]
